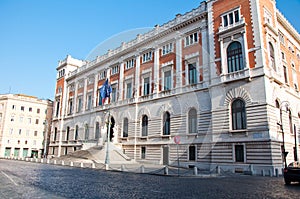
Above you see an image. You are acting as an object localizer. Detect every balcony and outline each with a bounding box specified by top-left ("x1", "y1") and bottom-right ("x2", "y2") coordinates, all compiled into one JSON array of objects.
[{"x1": 220, "y1": 68, "x2": 250, "y2": 83}]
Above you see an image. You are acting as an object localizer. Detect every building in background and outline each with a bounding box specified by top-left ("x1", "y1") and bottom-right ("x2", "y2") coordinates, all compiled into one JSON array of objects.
[
  {"x1": 0, "y1": 94, "x2": 53, "y2": 158},
  {"x1": 50, "y1": 0, "x2": 300, "y2": 174}
]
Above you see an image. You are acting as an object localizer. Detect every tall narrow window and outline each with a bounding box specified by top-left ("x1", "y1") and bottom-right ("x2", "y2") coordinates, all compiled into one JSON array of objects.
[
  {"x1": 188, "y1": 108, "x2": 197, "y2": 134},
  {"x1": 188, "y1": 63, "x2": 197, "y2": 84},
  {"x1": 283, "y1": 66, "x2": 288, "y2": 84},
  {"x1": 269, "y1": 42, "x2": 276, "y2": 71},
  {"x1": 111, "y1": 87, "x2": 117, "y2": 102},
  {"x1": 163, "y1": 112, "x2": 170, "y2": 135},
  {"x1": 75, "y1": 125, "x2": 79, "y2": 140},
  {"x1": 84, "y1": 124, "x2": 89, "y2": 140},
  {"x1": 164, "y1": 70, "x2": 171, "y2": 91},
  {"x1": 123, "y1": 118, "x2": 128, "y2": 137},
  {"x1": 227, "y1": 41, "x2": 244, "y2": 73},
  {"x1": 55, "y1": 100, "x2": 60, "y2": 117},
  {"x1": 231, "y1": 99, "x2": 246, "y2": 130},
  {"x1": 68, "y1": 99, "x2": 73, "y2": 114},
  {"x1": 126, "y1": 82, "x2": 132, "y2": 99},
  {"x1": 143, "y1": 77, "x2": 150, "y2": 96},
  {"x1": 54, "y1": 128, "x2": 57, "y2": 141},
  {"x1": 235, "y1": 145, "x2": 244, "y2": 162},
  {"x1": 66, "y1": 126, "x2": 70, "y2": 141},
  {"x1": 142, "y1": 115, "x2": 148, "y2": 136},
  {"x1": 289, "y1": 110, "x2": 293, "y2": 134},
  {"x1": 189, "y1": 145, "x2": 196, "y2": 161},
  {"x1": 95, "y1": 122, "x2": 100, "y2": 139},
  {"x1": 141, "y1": 146, "x2": 146, "y2": 159},
  {"x1": 87, "y1": 94, "x2": 92, "y2": 110},
  {"x1": 77, "y1": 98, "x2": 82, "y2": 112}
]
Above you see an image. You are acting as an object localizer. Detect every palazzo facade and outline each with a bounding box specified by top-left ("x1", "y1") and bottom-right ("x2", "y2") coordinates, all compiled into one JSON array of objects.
[{"x1": 50, "y1": 0, "x2": 300, "y2": 174}]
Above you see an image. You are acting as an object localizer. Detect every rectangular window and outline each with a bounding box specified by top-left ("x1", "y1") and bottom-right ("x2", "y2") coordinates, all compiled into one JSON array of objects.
[
  {"x1": 222, "y1": 9, "x2": 240, "y2": 27},
  {"x1": 142, "y1": 52, "x2": 152, "y2": 63},
  {"x1": 87, "y1": 94, "x2": 92, "y2": 110},
  {"x1": 111, "y1": 87, "x2": 117, "y2": 102},
  {"x1": 29, "y1": 107, "x2": 32, "y2": 112},
  {"x1": 111, "y1": 65, "x2": 119, "y2": 75},
  {"x1": 188, "y1": 63, "x2": 197, "y2": 84},
  {"x1": 235, "y1": 145, "x2": 244, "y2": 162},
  {"x1": 162, "y1": 43, "x2": 173, "y2": 55},
  {"x1": 99, "y1": 70, "x2": 106, "y2": 80},
  {"x1": 35, "y1": 119, "x2": 39, "y2": 125},
  {"x1": 164, "y1": 71, "x2": 172, "y2": 91},
  {"x1": 189, "y1": 145, "x2": 196, "y2": 161},
  {"x1": 143, "y1": 77, "x2": 150, "y2": 95},
  {"x1": 68, "y1": 99, "x2": 73, "y2": 114},
  {"x1": 126, "y1": 82, "x2": 132, "y2": 99},
  {"x1": 141, "y1": 146, "x2": 146, "y2": 159},
  {"x1": 12, "y1": 105, "x2": 16, "y2": 110},
  {"x1": 77, "y1": 97, "x2": 82, "y2": 112},
  {"x1": 19, "y1": 129, "x2": 22, "y2": 135},
  {"x1": 34, "y1": 131, "x2": 37, "y2": 136},
  {"x1": 185, "y1": 32, "x2": 198, "y2": 46},
  {"x1": 21, "y1": 106, "x2": 24, "y2": 111},
  {"x1": 125, "y1": 59, "x2": 135, "y2": 69}
]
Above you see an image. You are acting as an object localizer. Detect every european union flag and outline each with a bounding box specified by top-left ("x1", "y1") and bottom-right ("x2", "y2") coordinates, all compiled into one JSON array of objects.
[{"x1": 99, "y1": 78, "x2": 112, "y2": 104}]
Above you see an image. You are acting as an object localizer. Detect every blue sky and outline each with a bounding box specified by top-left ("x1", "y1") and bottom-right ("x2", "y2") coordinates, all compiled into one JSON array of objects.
[{"x1": 0, "y1": 0, "x2": 299, "y2": 100}]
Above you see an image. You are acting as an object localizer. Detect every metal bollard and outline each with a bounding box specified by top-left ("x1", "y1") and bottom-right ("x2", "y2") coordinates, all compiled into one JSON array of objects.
[
  {"x1": 217, "y1": 166, "x2": 221, "y2": 174},
  {"x1": 121, "y1": 165, "x2": 125, "y2": 171},
  {"x1": 140, "y1": 165, "x2": 145, "y2": 173},
  {"x1": 194, "y1": 166, "x2": 198, "y2": 176},
  {"x1": 61, "y1": 160, "x2": 64, "y2": 166},
  {"x1": 91, "y1": 163, "x2": 95, "y2": 169},
  {"x1": 70, "y1": 161, "x2": 74, "y2": 167},
  {"x1": 164, "y1": 166, "x2": 169, "y2": 175},
  {"x1": 80, "y1": 162, "x2": 84, "y2": 168}
]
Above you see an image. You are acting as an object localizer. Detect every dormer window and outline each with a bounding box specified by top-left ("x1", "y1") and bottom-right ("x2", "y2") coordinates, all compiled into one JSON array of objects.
[{"x1": 222, "y1": 9, "x2": 240, "y2": 27}]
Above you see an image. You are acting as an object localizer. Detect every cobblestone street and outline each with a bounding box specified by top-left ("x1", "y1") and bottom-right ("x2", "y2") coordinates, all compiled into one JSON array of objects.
[{"x1": 0, "y1": 159, "x2": 299, "y2": 199}]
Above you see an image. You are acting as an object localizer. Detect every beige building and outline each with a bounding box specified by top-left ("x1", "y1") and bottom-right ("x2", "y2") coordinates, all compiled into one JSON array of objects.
[
  {"x1": 50, "y1": 0, "x2": 300, "y2": 174},
  {"x1": 0, "y1": 94, "x2": 53, "y2": 158}
]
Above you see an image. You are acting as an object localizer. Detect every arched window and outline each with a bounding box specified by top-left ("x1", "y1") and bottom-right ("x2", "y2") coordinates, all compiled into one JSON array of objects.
[
  {"x1": 188, "y1": 108, "x2": 197, "y2": 134},
  {"x1": 95, "y1": 122, "x2": 100, "y2": 139},
  {"x1": 231, "y1": 99, "x2": 246, "y2": 130},
  {"x1": 269, "y1": 42, "x2": 276, "y2": 71},
  {"x1": 123, "y1": 118, "x2": 128, "y2": 137},
  {"x1": 142, "y1": 115, "x2": 148, "y2": 136},
  {"x1": 227, "y1": 41, "x2": 244, "y2": 73},
  {"x1": 75, "y1": 125, "x2": 79, "y2": 140},
  {"x1": 163, "y1": 112, "x2": 171, "y2": 135},
  {"x1": 84, "y1": 124, "x2": 89, "y2": 140}
]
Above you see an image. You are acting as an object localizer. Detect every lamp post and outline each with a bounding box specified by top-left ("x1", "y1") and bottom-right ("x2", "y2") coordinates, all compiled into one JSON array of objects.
[
  {"x1": 277, "y1": 101, "x2": 290, "y2": 168},
  {"x1": 105, "y1": 111, "x2": 111, "y2": 170}
]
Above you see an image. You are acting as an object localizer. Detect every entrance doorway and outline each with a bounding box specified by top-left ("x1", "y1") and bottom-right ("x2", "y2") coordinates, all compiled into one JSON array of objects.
[{"x1": 162, "y1": 146, "x2": 169, "y2": 165}]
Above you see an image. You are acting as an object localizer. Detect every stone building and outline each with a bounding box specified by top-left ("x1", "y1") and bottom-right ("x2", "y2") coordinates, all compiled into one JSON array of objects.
[
  {"x1": 50, "y1": 0, "x2": 300, "y2": 174},
  {"x1": 0, "y1": 94, "x2": 53, "y2": 158}
]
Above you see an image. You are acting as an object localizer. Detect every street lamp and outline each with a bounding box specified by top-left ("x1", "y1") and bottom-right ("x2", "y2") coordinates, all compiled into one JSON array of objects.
[
  {"x1": 277, "y1": 101, "x2": 290, "y2": 168},
  {"x1": 104, "y1": 111, "x2": 111, "y2": 170}
]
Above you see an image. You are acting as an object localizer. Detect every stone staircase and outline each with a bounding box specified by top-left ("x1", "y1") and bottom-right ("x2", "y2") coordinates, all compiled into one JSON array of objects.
[{"x1": 57, "y1": 142, "x2": 134, "y2": 164}]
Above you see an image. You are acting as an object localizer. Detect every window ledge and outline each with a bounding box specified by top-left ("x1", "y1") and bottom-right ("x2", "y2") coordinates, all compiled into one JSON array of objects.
[{"x1": 229, "y1": 129, "x2": 248, "y2": 136}]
